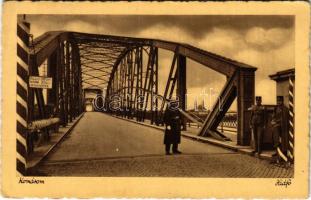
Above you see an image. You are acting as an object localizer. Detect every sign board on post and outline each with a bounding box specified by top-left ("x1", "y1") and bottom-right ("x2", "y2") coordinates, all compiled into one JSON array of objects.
[{"x1": 29, "y1": 76, "x2": 53, "y2": 89}]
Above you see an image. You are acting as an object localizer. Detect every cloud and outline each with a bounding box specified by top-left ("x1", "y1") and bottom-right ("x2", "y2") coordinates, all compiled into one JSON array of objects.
[
  {"x1": 137, "y1": 24, "x2": 194, "y2": 43},
  {"x1": 233, "y1": 34, "x2": 294, "y2": 104},
  {"x1": 198, "y1": 27, "x2": 246, "y2": 58},
  {"x1": 133, "y1": 22, "x2": 294, "y2": 106},
  {"x1": 64, "y1": 20, "x2": 104, "y2": 33},
  {"x1": 28, "y1": 15, "x2": 294, "y2": 39},
  {"x1": 245, "y1": 27, "x2": 292, "y2": 51},
  {"x1": 27, "y1": 15, "x2": 295, "y2": 107}
]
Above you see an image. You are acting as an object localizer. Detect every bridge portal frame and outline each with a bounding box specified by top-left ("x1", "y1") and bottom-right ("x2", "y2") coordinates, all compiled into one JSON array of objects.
[{"x1": 26, "y1": 29, "x2": 257, "y2": 153}]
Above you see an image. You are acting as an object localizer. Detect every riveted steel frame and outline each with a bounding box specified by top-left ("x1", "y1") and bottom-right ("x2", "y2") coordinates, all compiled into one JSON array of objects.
[
  {"x1": 141, "y1": 46, "x2": 157, "y2": 122},
  {"x1": 30, "y1": 31, "x2": 256, "y2": 145},
  {"x1": 150, "y1": 47, "x2": 159, "y2": 125},
  {"x1": 158, "y1": 48, "x2": 178, "y2": 125},
  {"x1": 135, "y1": 47, "x2": 144, "y2": 122},
  {"x1": 177, "y1": 54, "x2": 187, "y2": 130},
  {"x1": 28, "y1": 34, "x2": 84, "y2": 131}
]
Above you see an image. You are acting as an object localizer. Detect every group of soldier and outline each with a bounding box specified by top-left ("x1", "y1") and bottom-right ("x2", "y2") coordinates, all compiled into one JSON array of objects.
[
  {"x1": 249, "y1": 95, "x2": 290, "y2": 166},
  {"x1": 163, "y1": 96, "x2": 291, "y2": 167}
]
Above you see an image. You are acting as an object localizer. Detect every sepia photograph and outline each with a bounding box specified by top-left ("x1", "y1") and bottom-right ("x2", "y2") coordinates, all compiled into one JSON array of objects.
[
  {"x1": 2, "y1": 1, "x2": 309, "y2": 198},
  {"x1": 19, "y1": 14, "x2": 295, "y2": 177}
]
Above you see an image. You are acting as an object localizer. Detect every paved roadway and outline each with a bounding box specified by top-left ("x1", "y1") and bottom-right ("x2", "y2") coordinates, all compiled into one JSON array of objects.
[{"x1": 35, "y1": 112, "x2": 293, "y2": 177}]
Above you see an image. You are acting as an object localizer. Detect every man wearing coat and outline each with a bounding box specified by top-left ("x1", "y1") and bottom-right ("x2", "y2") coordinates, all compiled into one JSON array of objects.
[
  {"x1": 163, "y1": 106, "x2": 182, "y2": 155},
  {"x1": 271, "y1": 96, "x2": 289, "y2": 165},
  {"x1": 249, "y1": 96, "x2": 265, "y2": 155}
]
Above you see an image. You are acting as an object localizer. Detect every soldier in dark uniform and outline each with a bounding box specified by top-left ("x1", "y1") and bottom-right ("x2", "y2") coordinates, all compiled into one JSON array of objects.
[
  {"x1": 163, "y1": 105, "x2": 182, "y2": 155},
  {"x1": 271, "y1": 96, "x2": 289, "y2": 165},
  {"x1": 249, "y1": 96, "x2": 265, "y2": 155}
]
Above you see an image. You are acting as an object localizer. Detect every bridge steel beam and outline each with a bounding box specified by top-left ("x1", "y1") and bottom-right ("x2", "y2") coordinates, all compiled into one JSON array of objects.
[
  {"x1": 115, "y1": 59, "x2": 122, "y2": 115},
  {"x1": 47, "y1": 50, "x2": 60, "y2": 132},
  {"x1": 70, "y1": 49, "x2": 75, "y2": 118},
  {"x1": 47, "y1": 51, "x2": 58, "y2": 110},
  {"x1": 71, "y1": 41, "x2": 84, "y2": 115},
  {"x1": 152, "y1": 41, "x2": 238, "y2": 77},
  {"x1": 135, "y1": 47, "x2": 144, "y2": 122},
  {"x1": 71, "y1": 43, "x2": 77, "y2": 118},
  {"x1": 58, "y1": 42, "x2": 66, "y2": 126},
  {"x1": 123, "y1": 57, "x2": 128, "y2": 117},
  {"x1": 142, "y1": 46, "x2": 157, "y2": 122},
  {"x1": 132, "y1": 49, "x2": 138, "y2": 114},
  {"x1": 177, "y1": 54, "x2": 187, "y2": 130},
  {"x1": 30, "y1": 31, "x2": 257, "y2": 146},
  {"x1": 150, "y1": 47, "x2": 159, "y2": 125},
  {"x1": 54, "y1": 44, "x2": 62, "y2": 122},
  {"x1": 198, "y1": 68, "x2": 256, "y2": 145},
  {"x1": 198, "y1": 72, "x2": 238, "y2": 140},
  {"x1": 64, "y1": 41, "x2": 70, "y2": 125},
  {"x1": 71, "y1": 44, "x2": 76, "y2": 119},
  {"x1": 65, "y1": 41, "x2": 70, "y2": 123},
  {"x1": 78, "y1": 58, "x2": 84, "y2": 115},
  {"x1": 31, "y1": 32, "x2": 70, "y2": 67},
  {"x1": 127, "y1": 51, "x2": 133, "y2": 119},
  {"x1": 130, "y1": 50, "x2": 137, "y2": 120},
  {"x1": 158, "y1": 48, "x2": 178, "y2": 125},
  {"x1": 141, "y1": 48, "x2": 151, "y2": 121},
  {"x1": 236, "y1": 68, "x2": 255, "y2": 146}
]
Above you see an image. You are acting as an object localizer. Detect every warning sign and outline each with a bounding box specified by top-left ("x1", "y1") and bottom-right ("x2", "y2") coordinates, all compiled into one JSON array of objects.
[{"x1": 29, "y1": 76, "x2": 53, "y2": 89}]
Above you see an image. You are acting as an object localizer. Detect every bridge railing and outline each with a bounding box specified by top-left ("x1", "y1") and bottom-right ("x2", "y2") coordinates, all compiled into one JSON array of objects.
[{"x1": 185, "y1": 111, "x2": 237, "y2": 131}]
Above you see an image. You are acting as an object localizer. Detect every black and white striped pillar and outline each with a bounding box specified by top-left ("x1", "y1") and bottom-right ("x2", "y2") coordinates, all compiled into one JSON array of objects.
[
  {"x1": 288, "y1": 76, "x2": 294, "y2": 163},
  {"x1": 16, "y1": 19, "x2": 30, "y2": 176}
]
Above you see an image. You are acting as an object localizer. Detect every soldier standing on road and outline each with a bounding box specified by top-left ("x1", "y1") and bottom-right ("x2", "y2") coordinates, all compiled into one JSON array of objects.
[
  {"x1": 249, "y1": 96, "x2": 265, "y2": 155},
  {"x1": 163, "y1": 102, "x2": 182, "y2": 155},
  {"x1": 271, "y1": 96, "x2": 289, "y2": 166}
]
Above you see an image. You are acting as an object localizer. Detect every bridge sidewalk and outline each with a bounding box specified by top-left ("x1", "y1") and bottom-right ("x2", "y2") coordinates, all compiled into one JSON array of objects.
[
  {"x1": 112, "y1": 114, "x2": 274, "y2": 160},
  {"x1": 27, "y1": 113, "x2": 84, "y2": 170}
]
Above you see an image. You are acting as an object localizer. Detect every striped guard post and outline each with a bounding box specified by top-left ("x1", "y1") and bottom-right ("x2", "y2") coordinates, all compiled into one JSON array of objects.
[
  {"x1": 17, "y1": 20, "x2": 30, "y2": 176},
  {"x1": 277, "y1": 142, "x2": 288, "y2": 163},
  {"x1": 288, "y1": 75, "x2": 294, "y2": 163}
]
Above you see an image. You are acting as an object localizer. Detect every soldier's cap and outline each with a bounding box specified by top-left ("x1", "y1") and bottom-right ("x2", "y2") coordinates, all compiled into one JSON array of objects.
[
  {"x1": 255, "y1": 96, "x2": 262, "y2": 101},
  {"x1": 277, "y1": 96, "x2": 284, "y2": 101}
]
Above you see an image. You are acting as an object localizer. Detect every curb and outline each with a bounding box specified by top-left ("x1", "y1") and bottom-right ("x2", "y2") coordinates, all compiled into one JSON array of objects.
[
  {"x1": 110, "y1": 114, "x2": 273, "y2": 160},
  {"x1": 27, "y1": 113, "x2": 85, "y2": 171},
  {"x1": 112, "y1": 114, "x2": 238, "y2": 150}
]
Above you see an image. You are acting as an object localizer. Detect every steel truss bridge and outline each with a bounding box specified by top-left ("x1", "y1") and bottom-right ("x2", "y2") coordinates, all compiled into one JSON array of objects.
[{"x1": 17, "y1": 20, "x2": 257, "y2": 175}]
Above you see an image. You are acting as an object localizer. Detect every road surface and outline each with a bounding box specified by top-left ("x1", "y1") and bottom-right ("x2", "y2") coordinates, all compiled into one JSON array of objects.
[{"x1": 34, "y1": 112, "x2": 293, "y2": 177}]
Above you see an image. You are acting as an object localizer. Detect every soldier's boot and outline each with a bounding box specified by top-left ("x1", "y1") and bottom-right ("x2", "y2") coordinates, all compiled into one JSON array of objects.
[{"x1": 172, "y1": 144, "x2": 182, "y2": 154}]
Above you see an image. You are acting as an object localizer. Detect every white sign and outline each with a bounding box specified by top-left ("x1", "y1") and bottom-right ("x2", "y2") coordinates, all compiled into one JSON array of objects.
[{"x1": 29, "y1": 76, "x2": 53, "y2": 89}]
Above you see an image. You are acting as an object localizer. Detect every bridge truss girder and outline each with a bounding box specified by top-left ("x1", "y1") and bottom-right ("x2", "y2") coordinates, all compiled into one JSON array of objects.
[
  {"x1": 29, "y1": 36, "x2": 84, "y2": 130},
  {"x1": 29, "y1": 30, "x2": 256, "y2": 146}
]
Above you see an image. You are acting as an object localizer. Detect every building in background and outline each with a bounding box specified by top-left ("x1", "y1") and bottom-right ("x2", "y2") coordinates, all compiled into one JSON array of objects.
[{"x1": 269, "y1": 68, "x2": 295, "y2": 108}]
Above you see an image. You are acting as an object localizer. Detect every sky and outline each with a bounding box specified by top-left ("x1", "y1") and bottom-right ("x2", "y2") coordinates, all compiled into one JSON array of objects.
[{"x1": 27, "y1": 15, "x2": 295, "y2": 110}]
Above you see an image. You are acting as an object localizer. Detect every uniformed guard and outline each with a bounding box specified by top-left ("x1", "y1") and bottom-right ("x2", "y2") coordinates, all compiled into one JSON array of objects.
[
  {"x1": 271, "y1": 96, "x2": 289, "y2": 165},
  {"x1": 163, "y1": 102, "x2": 182, "y2": 155},
  {"x1": 248, "y1": 96, "x2": 265, "y2": 155}
]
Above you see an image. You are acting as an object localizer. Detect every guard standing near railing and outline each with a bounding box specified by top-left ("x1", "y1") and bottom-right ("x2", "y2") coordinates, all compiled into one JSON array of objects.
[
  {"x1": 271, "y1": 96, "x2": 290, "y2": 166},
  {"x1": 249, "y1": 96, "x2": 265, "y2": 155}
]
